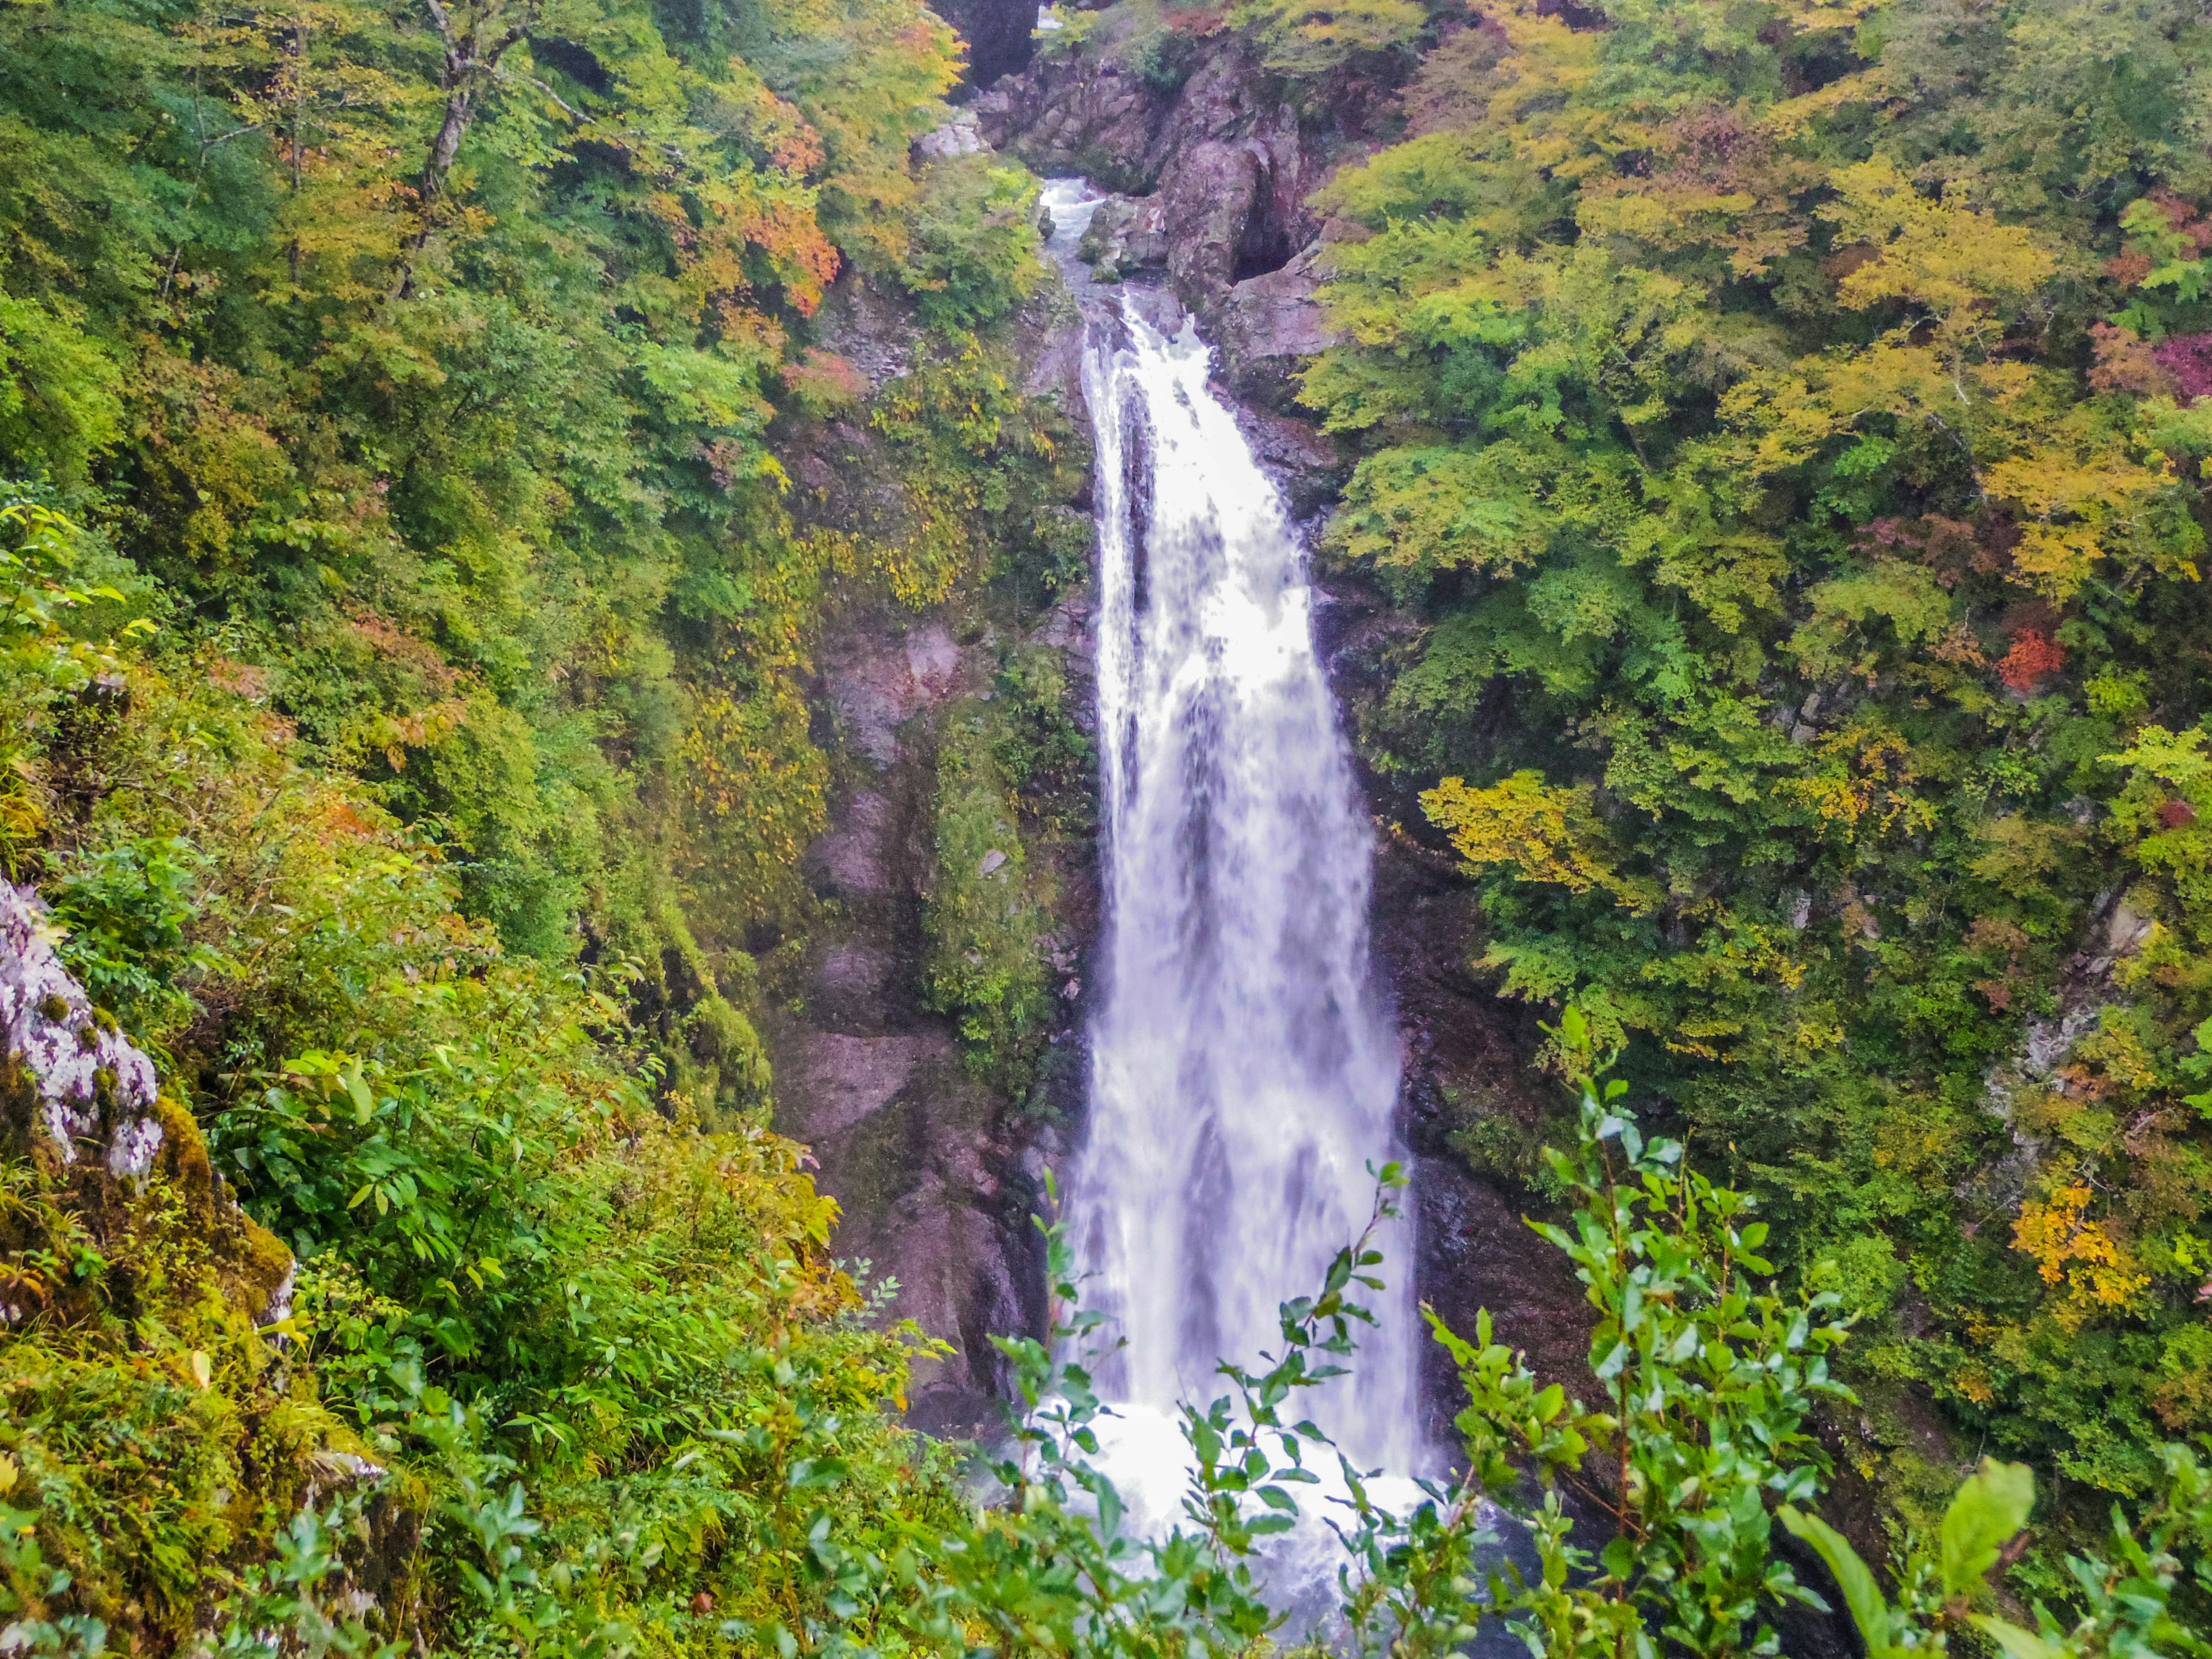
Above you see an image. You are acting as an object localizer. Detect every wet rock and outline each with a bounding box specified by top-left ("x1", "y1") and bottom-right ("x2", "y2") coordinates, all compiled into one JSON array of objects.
[
  {"x1": 1075, "y1": 195, "x2": 1168, "y2": 279},
  {"x1": 1118, "y1": 283, "x2": 1187, "y2": 337},
  {"x1": 1227, "y1": 403, "x2": 1345, "y2": 518},
  {"x1": 778, "y1": 1029, "x2": 956, "y2": 1141},
  {"x1": 1296, "y1": 570, "x2": 1602, "y2": 1451},
  {"x1": 772, "y1": 567, "x2": 1094, "y2": 1428},
  {"x1": 809, "y1": 790, "x2": 901, "y2": 899},
  {"x1": 1415, "y1": 1156, "x2": 1596, "y2": 1444},
  {"x1": 1162, "y1": 141, "x2": 1268, "y2": 299},
  {"x1": 820, "y1": 622, "x2": 965, "y2": 768},
  {"x1": 819, "y1": 941, "x2": 897, "y2": 996},
  {"x1": 979, "y1": 31, "x2": 1380, "y2": 316},
  {"x1": 779, "y1": 1027, "x2": 1046, "y2": 1430}
]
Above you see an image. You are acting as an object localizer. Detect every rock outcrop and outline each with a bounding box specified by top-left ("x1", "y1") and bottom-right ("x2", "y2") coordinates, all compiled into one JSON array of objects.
[
  {"x1": 0, "y1": 880, "x2": 164, "y2": 1178},
  {"x1": 1215, "y1": 243, "x2": 1339, "y2": 408},
  {"x1": 980, "y1": 29, "x2": 1368, "y2": 507},
  {"x1": 0, "y1": 878, "x2": 293, "y2": 1328},
  {"x1": 975, "y1": 33, "x2": 1388, "y2": 321},
  {"x1": 764, "y1": 269, "x2": 1097, "y2": 1436}
]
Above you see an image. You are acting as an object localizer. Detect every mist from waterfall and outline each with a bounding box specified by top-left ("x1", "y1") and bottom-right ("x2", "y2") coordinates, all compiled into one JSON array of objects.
[{"x1": 1037, "y1": 180, "x2": 1420, "y2": 1530}]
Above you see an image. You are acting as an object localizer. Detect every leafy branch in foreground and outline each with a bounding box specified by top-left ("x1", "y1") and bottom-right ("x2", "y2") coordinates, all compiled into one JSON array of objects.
[
  {"x1": 1783, "y1": 1447, "x2": 2212, "y2": 1659},
  {"x1": 933, "y1": 1009, "x2": 2212, "y2": 1659},
  {"x1": 1415, "y1": 1008, "x2": 2212, "y2": 1659}
]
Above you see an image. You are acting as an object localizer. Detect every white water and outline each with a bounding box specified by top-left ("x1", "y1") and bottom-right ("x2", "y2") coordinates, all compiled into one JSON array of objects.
[{"x1": 1039, "y1": 181, "x2": 1421, "y2": 1537}]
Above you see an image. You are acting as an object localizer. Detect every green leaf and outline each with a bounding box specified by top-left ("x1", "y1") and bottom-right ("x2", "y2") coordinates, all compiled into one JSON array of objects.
[
  {"x1": 1971, "y1": 1617, "x2": 2064, "y2": 1659},
  {"x1": 1600, "y1": 1534, "x2": 1637, "y2": 1581},
  {"x1": 1940, "y1": 1459, "x2": 2034, "y2": 1597},
  {"x1": 1779, "y1": 1506, "x2": 1889, "y2": 1653}
]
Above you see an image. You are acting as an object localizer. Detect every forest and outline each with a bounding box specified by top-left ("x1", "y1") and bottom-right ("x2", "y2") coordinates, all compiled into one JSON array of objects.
[{"x1": 2, "y1": 0, "x2": 2211, "y2": 1643}]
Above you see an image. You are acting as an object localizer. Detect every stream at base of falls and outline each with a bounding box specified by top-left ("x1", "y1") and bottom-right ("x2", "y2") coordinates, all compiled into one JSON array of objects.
[{"x1": 1036, "y1": 177, "x2": 1435, "y2": 1604}]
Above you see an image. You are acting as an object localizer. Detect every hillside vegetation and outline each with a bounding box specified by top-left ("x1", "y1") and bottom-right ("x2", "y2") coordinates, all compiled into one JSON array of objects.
[{"x1": 1289, "y1": 0, "x2": 2212, "y2": 1522}]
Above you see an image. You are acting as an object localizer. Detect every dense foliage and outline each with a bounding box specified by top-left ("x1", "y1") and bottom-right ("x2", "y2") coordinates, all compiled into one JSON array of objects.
[
  {"x1": 0, "y1": 0, "x2": 1062, "y2": 1106},
  {"x1": 1290, "y1": 0, "x2": 2212, "y2": 1523},
  {"x1": 10, "y1": 0, "x2": 2212, "y2": 1637},
  {"x1": 0, "y1": 0, "x2": 1067, "y2": 1641}
]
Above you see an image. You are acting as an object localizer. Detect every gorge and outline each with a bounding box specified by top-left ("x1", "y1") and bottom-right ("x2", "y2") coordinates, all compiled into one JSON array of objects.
[{"x1": 7, "y1": 0, "x2": 2212, "y2": 1645}]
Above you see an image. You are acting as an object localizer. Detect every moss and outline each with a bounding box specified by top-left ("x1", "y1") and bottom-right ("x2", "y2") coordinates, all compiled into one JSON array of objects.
[
  {"x1": 0, "y1": 1145, "x2": 328, "y2": 1657},
  {"x1": 923, "y1": 702, "x2": 1056, "y2": 1084},
  {"x1": 675, "y1": 992, "x2": 775, "y2": 1128},
  {"x1": 1440, "y1": 1082, "x2": 1572, "y2": 1205},
  {"x1": 149, "y1": 1094, "x2": 292, "y2": 1320}
]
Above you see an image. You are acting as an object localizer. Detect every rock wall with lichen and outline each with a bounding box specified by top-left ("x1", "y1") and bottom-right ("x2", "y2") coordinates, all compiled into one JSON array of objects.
[{"x1": 759, "y1": 266, "x2": 1100, "y2": 1435}]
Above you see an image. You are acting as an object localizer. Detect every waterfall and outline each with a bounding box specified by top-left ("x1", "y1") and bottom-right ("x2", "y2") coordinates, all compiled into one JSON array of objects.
[{"x1": 1039, "y1": 181, "x2": 1421, "y2": 1529}]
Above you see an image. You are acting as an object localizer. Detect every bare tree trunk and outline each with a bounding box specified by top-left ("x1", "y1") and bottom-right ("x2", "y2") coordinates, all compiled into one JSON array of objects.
[
  {"x1": 416, "y1": 85, "x2": 475, "y2": 218},
  {"x1": 396, "y1": 0, "x2": 532, "y2": 287}
]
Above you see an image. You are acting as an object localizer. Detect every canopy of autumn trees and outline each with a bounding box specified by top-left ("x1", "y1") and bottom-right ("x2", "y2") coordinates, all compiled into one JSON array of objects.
[{"x1": 1297, "y1": 0, "x2": 2212, "y2": 1511}]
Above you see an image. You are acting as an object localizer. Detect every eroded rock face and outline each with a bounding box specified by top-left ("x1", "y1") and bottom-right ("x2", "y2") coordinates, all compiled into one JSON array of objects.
[
  {"x1": 0, "y1": 880, "x2": 162, "y2": 1176},
  {"x1": 0, "y1": 878, "x2": 294, "y2": 1327},
  {"x1": 981, "y1": 28, "x2": 1375, "y2": 544},
  {"x1": 1074, "y1": 195, "x2": 1168, "y2": 280},
  {"x1": 1217, "y1": 244, "x2": 1340, "y2": 408},
  {"x1": 977, "y1": 35, "x2": 1387, "y2": 322},
  {"x1": 759, "y1": 248, "x2": 1101, "y2": 1434},
  {"x1": 768, "y1": 601, "x2": 1082, "y2": 1435},
  {"x1": 974, "y1": 58, "x2": 1172, "y2": 191}
]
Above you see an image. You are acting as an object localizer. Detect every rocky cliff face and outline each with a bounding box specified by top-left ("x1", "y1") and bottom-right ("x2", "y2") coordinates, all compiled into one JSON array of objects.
[
  {"x1": 974, "y1": 37, "x2": 1388, "y2": 298},
  {"x1": 974, "y1": 31, "x2": 1386, "y2": 369},
  {"x1": 976, "y1": 31, "x2": 1370, "y2": 490},
  {"x1": 760, "y1": 272, "x2": 1096, "y2": 1436},
  {"x1": 761, "y1": 592, "x2": 1089, "y2": 1438}
]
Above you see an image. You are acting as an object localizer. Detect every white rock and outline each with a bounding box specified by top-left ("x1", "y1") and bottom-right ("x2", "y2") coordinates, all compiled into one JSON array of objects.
[
  {"x1": 915, "y1": 110, "x2": 986, "y2": 160},
  {"x1": 0, "y1": 880, "x2": 163, "y2": 1171}
]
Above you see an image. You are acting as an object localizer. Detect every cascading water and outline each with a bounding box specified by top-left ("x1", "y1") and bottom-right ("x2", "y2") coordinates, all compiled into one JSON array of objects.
[{"x1": 1038, "y1": 180, "x2": 1422, "y2": 1533}]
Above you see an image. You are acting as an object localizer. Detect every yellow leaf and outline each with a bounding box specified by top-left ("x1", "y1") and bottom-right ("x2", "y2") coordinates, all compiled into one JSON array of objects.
[{"x1": 1421, "y1": 771, "x2": 1661, "y2": 911}]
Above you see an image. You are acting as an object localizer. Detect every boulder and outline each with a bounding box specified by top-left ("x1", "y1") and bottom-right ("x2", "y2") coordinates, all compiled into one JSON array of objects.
[
  {"x1": 1075, "y1": 194, "x2": 1169, "y2": 280},
  {"x1": 1, "y1": 879, "x2": 163, "y2": 1176},
  {"x1": 915, "y1": 109, "x2": 988, "y2": 159},
  {"x1": 0, "y1": 878, "x2": 292, "y2": 1326},
  {"x1": 1215, "y1": 240, "x2": 1341, "y2": 414},
  {"x1": 1218, "y1": 244, "x2": 1337, "y2": 373}
]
